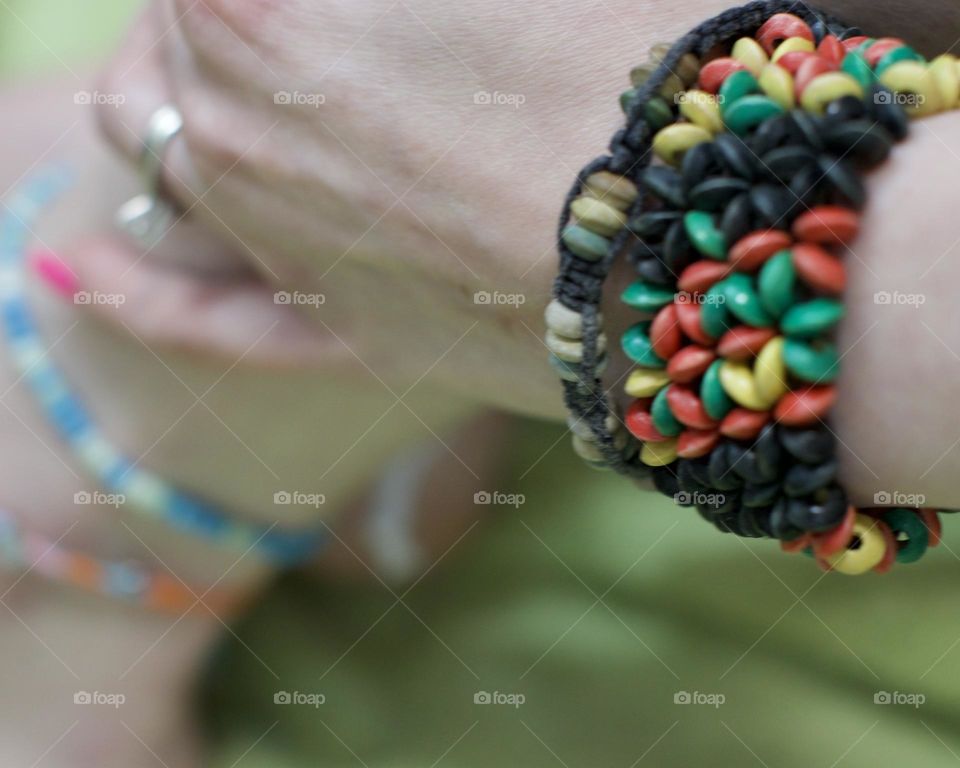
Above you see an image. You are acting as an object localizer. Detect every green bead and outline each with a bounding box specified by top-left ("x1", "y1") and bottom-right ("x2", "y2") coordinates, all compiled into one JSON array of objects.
[
  {"x1": 883, "y1": 509, "x2": 929, "y2": 564},
  {"x1": 701, "y1": 359, "x2": 734, "y2": 420},
  {"x1": 719, "y1": 70, "x2": 760, "y2": 114},
  {"x1": 684, "y1": 210, "x2": 727, "y2": 259},
  {"x1": 562, "y1": 225, "x2": 610, "y2": 261},
  {"x1": 723, "y1": 95, "x2": 785, "y2": 136},
  {"x1": 651, "y1": 386, "x2": 683, "y2": 437},
  {"x1": 783, "y1": 339, "x2": 839, "y2": 383},
  {"x1": 758, "y1": 249, "x2": 796, "y2": 318},
  {"x1": 723, "y1": 273, "x2": 773, "y2": 328},
  {"x1": 620, "y1": 88, "x2": 637, "y2": 114},
  {"x1": 645, "y1": 97, "x2": 675, "y2": 131},
  {"x1": 840, "y1": 52, "x2": 875, "y2": 90},
  {"x1": 875, "y1": 46, "x2": 925, "y2": 77},
  {"x1": 701, "y1": 282, "x2": 732, "y2": 338},
  {"x1": 621, "y1": 323, "x2": 666, "y2": 367},
  {"x1": 621, "y1": 281, "x2": 676, "y2": 312},
  {"x1": 781, "y1": 298, "x2": 845, "y2": 338}
]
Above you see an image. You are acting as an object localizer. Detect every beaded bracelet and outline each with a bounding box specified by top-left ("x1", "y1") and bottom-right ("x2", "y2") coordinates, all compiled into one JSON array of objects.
[
  {"x1": 0, "y1": 507, "x2": 243, "y2": 614},
  {"x1": 548, "y1": 0, "x2": 954, "y2": 574},
  {"x1": 1, "y1": 168, "x2": 327, "y2": 566}
]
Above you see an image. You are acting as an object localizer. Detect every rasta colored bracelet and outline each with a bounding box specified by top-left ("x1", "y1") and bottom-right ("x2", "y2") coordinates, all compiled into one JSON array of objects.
[
  {"x1": 0, "y1": 168, "x2": 327, "y2": 567},
  {"x1": 548, "y1": 0, "x2": 957, "y2": 574},
  {"x1": 0, "y1": 507, "x2": 244, "y2": 615}
]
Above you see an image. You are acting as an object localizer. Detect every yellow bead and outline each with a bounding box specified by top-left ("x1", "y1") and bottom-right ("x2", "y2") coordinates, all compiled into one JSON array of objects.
[
  {"x1": 771, "y1": 36, "x2": 815, "y2": 64},
  {"x1": 759, "y1": 63, "x2": 796, "y2": 110},
  {"x1": 678, "y1": 89, "x2": 723, "y2": 133},
  {"x1": 754, "y1": 336, "x2": 789, "y2": 407},
  {"x1": 732, "y1": 37, "x2": 770, "y2": 76},
  {"x1": 625, "y1": 368, "x2": 671, "y2": 398},
  {"x1": 879, "y1": 61, "x2": 943, "y2": 117},
  {"x1": 800, "y1": 72, "x2": 864, "y2": 115},
  {"x1": 718, "y1": 361, "x2": 768, "y2": 411},
  {"x1": 583, "y1": 171, "x2": 638, "y2": 211},
  {"x1": 653, "y1": 123, "x2": 713, "y2": 166},
  {"x1": 824, "y1": 514, "x2": 887, "y2": 575},
  {"x1": 930, "y1": 54, "x2": 959, "y2": 110},
  {"x1": 570, "y1": 196, "x2": 628, "y2": 237},
  {"x1": 640, "y1": 438, "x2": 678, "y2": 467}
]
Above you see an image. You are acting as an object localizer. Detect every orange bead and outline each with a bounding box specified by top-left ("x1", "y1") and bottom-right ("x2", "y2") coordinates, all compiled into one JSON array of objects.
[
  {"x1": 666, "y1": 384, "x2": 718, "y2": 430},
  {"x1": 717, "y1": 326, "x2": 778, "y2": 361},
  {"x1": 794, "y1": 56, "x2": 837, "y2": 96},
  {"x1": 792, "y1": 243, "x2": 846, "y2": 295},
  {"x1": 719, "y1": 407, "x2": 770, "y2": 440},
  {"x1": 730, "y1": 230, "x2": 793, "y2": 271},
  {"x1": 841, "y1": 36, "x2": 871, "y2": 51},
  {"x1": 677, "y1": 429, "x2": 721, "y2": 459},
  {"x1": 792, "y1": 205, "x2": 860, "y2": 245},
  {"x1": 817, "y1": 35, "x2": 845, "y2": 66},
  {"x1": 650, "y1": 304, "x2": 683, "y2": 359},
  {"x1": 678, "y1": 260, "x2": 731, "y2": 294},
  {"x1": 757, "y1": 13, "x2": 815, "y2": 55},
  {"x1": 667, "y1": 345, "x2": 716, "y2": 383},
  {"x1": 920, "y1": 510, "x2": 942, "y2": 547},
  {"x1": 781, "y1": 532, "x2": 814, "y2": 554},
  {"x1": 776, "y1": 51, "x2": 816, "y2": 75},
  {"x1": 864, "y1": 38, "x2": 906, "y2": 68},
  {"x1": 774, "y1": 386, "x2": 837, "y2": 426},
  {"x1": 699, "y1": 57, "x2": 748, "y2": 94},
  {"x1": 812, "y1": 505, "x2": 856, "y2": 557},
  {"x1": 625, "y1": 399, "x2": 669, "y2": 442},
  {"x1": 675, "y1": 301, "x2": 715, "y2": 346}
]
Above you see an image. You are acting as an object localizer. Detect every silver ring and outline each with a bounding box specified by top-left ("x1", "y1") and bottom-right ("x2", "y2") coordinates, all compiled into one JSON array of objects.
[{"x1": 115, "y1": 105, "x2": 184, "y2": 247}]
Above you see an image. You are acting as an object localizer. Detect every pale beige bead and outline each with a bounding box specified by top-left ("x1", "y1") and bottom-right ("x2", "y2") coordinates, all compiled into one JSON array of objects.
[
  {"x1": 545, "y1": 299, "x2": 587, "y2": 339},
  {"x1": 583, "y1": 171, "x2": 638, "y2": 210},
  {"x1": 545, "y1": 329, "x2": 607, "y2": 363},
  {"x1": 650, "y1": 42, "x2": 671, "y2": 63},
  {"x1": 567, "y1": 411, "x2": 620, "y2": 441},
  {"x1": 570, "y1": 196, "x2": 628, "y2": 237},
  {"x1": 658, "y1": 72, "x2": 685, "y2": 102},
  {"x1": 676, "y1": 53, "x2": 701, "y2": 87},
  {"x1": 630, "y1": 63, "x2": 656, "y2": 88},
  {"x1": 572, "y1": 435, "x2": 605, "y2": 463}
]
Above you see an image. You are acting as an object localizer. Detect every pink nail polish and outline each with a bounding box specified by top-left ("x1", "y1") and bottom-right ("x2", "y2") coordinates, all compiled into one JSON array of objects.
[{"x1": 30, "y1": 249, "x2": 79, "y2": 299}]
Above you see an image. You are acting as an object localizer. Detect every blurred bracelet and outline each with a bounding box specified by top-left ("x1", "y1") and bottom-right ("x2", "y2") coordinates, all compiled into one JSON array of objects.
[{"x1": 548, "y1": 0, "x2": 956, "y2": 574}]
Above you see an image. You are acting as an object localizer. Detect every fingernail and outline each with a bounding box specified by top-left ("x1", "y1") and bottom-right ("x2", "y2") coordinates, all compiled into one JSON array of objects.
[{"x1": 30, "y1": 249, "x2": 79, "y2": 299}]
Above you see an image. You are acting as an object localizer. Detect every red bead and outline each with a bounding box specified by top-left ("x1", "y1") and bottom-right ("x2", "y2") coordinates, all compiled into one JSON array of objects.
[
  {"x1": 698, "y1": 57, "x2": 748, "y2": 94},
  {"x1": 719, "y1": 408, "x2": 770, "y2": 440},
  {"x1": 841, "y1": 35, "x2": 871, "y2": 51},
  {"x1": 864, "y1": 38, "x2": 906, "y2": 67},
  {"x1": 625, "y1": 399, "x2": 669, "y2": 442},
  {"x1": 920, "y1": 510, "x2": 942, "y2": 547},
  {"x1": 678, "y1": 260, "x2": 731, "y2": 295},
  {"x1": 649, "y1": 304, "x2": 682, "y2": 359},
  {"x1": 675, "y1": 301, "x2": 715, "y2": 346},
  {"x1": 757, "y1": 13, "x2": 815, "y2": 55},
  {"x1": 812, "y1": 506, "x2": 856, "y2": 558},
  {"x1": 774, "y1": 386, "x2": 837, "y2": 427},
  {"x1": 776, "y1": 51, "x2": 816, "y2": 75},
  {"x1": 871, "y1": 520, "x2": 898, "y2": 574},
  {"x1": 730, "y1": 230, "x2": 793, "y2": 271},
  {"x1": 781, "y1": 532, "x2": 813, "y2": 554},
  {"x1": 666, "y1": 384, "x2": 718, "y2": 430},
  {"x1": 677, "y1": 429, "x2": 721, "y2": 459},
  {"x1": 794, "y1": 56, "x2": 837, "y2": 97},
  {"x1": 717, "y1": 326, "x2": 778, "y2": 361},
  {"x1": 792, "y1": 205, "x2": 860, "y2": 245},
  {"x1": 791, "y1": 243, "x2": 846, "y2": 295},
  {"x1": 667, "y1": 345, "x2": 716, "y2": 383},
  {"x1": 817, "y1": 35, "x2": 845, "y2": 66}
]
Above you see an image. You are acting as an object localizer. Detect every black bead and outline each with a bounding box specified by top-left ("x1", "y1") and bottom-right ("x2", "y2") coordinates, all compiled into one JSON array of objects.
[
  {"x1": 652, "y1": 464, "x2": 681, "y2": 499},
  {"x1": 779, "y1": 426, "x2": 835, "y2": 464},
  {"x1": 789, "y1": 163, "x2": 823, "y2": 209},
  {"x1": 689, "y1": 177, "x2": 752, "y2": 211},
  {"x1": 784, "y1": 459, "x2": 839, "y2": 497},
  {"x1": 636, "y1": 256, "x2": 674, "y2": 286},
  {"x1": 743, "y1": 481, "x2": 782, "y2": 508},
  {"x1": 824, "y1": 95, "x2": 868, "y2": 122},
  {"x1": 868, "y1": 85, "x2": 909, "y2": 141},
  {"x1": 823, "y1": 120, "x2": 893, "y2": 168},
  {"x1": 818, "y1": 156, "x2": 866, "y2": 209},
  {"x1": 737, "y1": 506, "x2": 767, "y2": 538},
  {"x1": 750, "y1": 183, "x2": 796, "y2": 227},
  {"x1": 713, "y1": 133, "x2": 758, "y2": 179},
  {"x1": 708, "y1": 442, "x2": 745, "y2": 491},
  {"x1": 751, "y1": 114, "x2": 792, "y2": 156},
  {"x1": 762, "y1": 145, "x2": 817, "y2": 181},
  {"x1": 686, "y1": 456, "x2": 713, "y2": 488},
  {"x1": 641, "y1": 166, "x2": 687, "y2": 208},
  {"x1": 786, "y1": 485, "x2": 848, "y2": 532},
  {"x1": 769, "y1": 497, "x2": 803, "y2": 540},
  {"x1": 789, "y1": 110, "x2": 826, "y2": 151},
  {"x1": 629, "y1": 210, "x2": 681, "y2": 239},
  {"x1": 662, "y1": 219, "x2": 694, "y2": 272},
  {"x1": 720, "y1": 193, "x2": 753, "y2": 245},
  {"x1": 681, "y1": 142, "x2": 720, "y2": 189}
]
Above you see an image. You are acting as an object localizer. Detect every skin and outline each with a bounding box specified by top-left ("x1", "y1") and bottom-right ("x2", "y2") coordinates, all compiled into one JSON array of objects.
[{"x1": 4, "y1": 0, "x2": 960, "y2": 764}]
